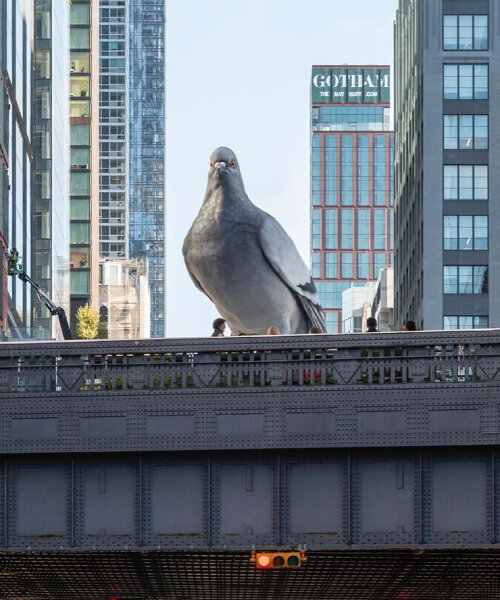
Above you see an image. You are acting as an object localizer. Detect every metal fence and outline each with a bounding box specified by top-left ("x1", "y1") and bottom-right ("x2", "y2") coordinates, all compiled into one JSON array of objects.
[{"x1": 0, "y1": 329, "x2": 498, "y2": 395}]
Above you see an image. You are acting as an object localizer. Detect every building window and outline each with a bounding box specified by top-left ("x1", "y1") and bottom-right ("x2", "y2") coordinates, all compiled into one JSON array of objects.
[
  {"x1": 70, "y1": 222, "x2": 90, "y2": 245},
  {"x1": 357, "y1": 135, "x2": 369, "y2": 205},
  {"x1": 358, "y1": 254, "x2": 369, "y2": 279},
  {"x1": 70, "y1": 198, "x2": 90, "y2": 220},
  {"x1": 373, "y1": 253, "x2": 386, "y2": 279},
  {"x1": 325, "y1": 312, "x2": 338, "y2": 334},
  {"x1": 443, "y1": 215, "x2": 488, "y2": 250},
  {"x1": 70, "y1": 172, "x2": 90, "y2": 196},
  {"x1": 443, "y1": 64, "x2": 488, "y2": 99},
  {"x1": 325, "y1": 208, "x2": 337, "y2": 250},
  {"x1": 325, "y1": 253, "x2": 336, "y2": 278},
  {"x1": 325, "y1": 135, "x2": 337, "y2": 206},
  {"x1": 70, "y1": 270, "x2": 90, "y2": 295},
  {"x1": 311, "y1": 135, "x2": 320, "y2": 206},
  {"x1": 357, "y1": 209, "x2": 370, "y2": 250},
  {"x1": 443, "y1": 115, "x2": 488, "y2": 150},
  {"x1": 316, "y1": 282, "x2": 350, "y2": 310},
  {"x1": 341, "y1": 253, "x2": 353, "y2": 279},
  {"x1": 444, "y1": 165, "x2": 488, "y2": 200},
  {"x1": 443, "y1": 265, "x2": 488, "y2": 294},
  {"x1": 341, "y1": 209, "x2": 353, "y2": 249},
  {"x1": 443, "y1": 15, "x2": 488, "y2": 51},
  {"x1": 374, "y1": 135, "x2": 386, "y2": 205},
  {"x1": 70, "y1": 28, "x2": 90, "y2": 50},
  {"x1": 373, "y1": 210, "x2": 386, "y2": 250},
  {"x1": 341, "y1": 135, "x2": 353, "y2": 205},
  {"x1": 312, "y1": 208, "x2": 321, "y2": 250},
  {"x1": 311, "y1": 253, "x2": 321, "y2": 278},
  {"x1": 443, "y1": 316, "x2": 488, "y2": 330}
]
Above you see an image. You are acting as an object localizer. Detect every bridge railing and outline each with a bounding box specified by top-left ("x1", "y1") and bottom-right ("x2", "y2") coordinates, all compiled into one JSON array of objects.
[{"x1": 0, "y1": 329, "x2": 498, "y2": 395}]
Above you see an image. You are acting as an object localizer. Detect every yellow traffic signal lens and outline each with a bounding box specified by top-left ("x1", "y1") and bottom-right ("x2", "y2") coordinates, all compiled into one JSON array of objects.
[
  {"x1": 287, "y1": 555, "x2": 299, "y2": 567},
  {"x1": 272, "y1": 555, "x2": 285, "y2": 567}
]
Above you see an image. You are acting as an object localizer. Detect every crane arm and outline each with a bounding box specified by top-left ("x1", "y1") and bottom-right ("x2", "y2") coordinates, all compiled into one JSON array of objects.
[{"x1": 17, "y1": 273, "x2": 73, "y2": 340}]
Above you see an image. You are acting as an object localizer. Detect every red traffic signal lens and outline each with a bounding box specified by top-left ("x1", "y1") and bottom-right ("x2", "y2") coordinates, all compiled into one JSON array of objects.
[{"x1": 257, "y1": 554, "x2": 271, "y2": 568}]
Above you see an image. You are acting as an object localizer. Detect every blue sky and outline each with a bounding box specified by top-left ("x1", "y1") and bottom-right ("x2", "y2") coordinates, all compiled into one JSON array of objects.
[{"x1": 166, "y1": 0, "x2": 398, "y2": 338}]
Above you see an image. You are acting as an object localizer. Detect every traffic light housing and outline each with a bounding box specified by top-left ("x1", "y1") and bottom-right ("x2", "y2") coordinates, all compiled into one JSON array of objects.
[{"x1": 250, "y1": 550, "x2": 307, "y2": 569}]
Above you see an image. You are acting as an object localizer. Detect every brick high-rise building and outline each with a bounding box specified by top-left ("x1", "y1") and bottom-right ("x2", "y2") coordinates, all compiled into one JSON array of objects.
[{"x1": 310, "y1": 65, "x2": 394, "y2": 333}]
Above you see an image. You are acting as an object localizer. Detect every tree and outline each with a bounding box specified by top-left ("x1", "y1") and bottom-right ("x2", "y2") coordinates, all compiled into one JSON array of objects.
[{"x1": 75, "y1": 304, "x2": 99, "y2": 339}]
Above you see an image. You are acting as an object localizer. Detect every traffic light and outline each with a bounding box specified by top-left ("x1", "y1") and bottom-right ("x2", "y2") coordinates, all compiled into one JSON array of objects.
[{"x1": 250, "y1": 550, "x2": 307, "y2": 569}]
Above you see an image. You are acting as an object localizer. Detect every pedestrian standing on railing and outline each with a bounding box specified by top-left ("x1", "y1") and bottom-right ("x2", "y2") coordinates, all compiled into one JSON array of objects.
[
  {"x1": 211, "y1": 318, "x2": 226, "y2": 337},
  {"x1": 402, "y1": 320, "x2": 417, "y2": 331},
  {"x1": 365, "y1": 317, "x2": 378, "y2": 332}
]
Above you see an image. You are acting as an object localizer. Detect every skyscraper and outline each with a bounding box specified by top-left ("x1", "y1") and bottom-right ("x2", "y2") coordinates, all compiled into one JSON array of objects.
[
  {"x1": 394, "y1": 1, "x2": 493, "y2": 330},
  {"x1": 69, "y1": 0, "x2": 100, "y2": 328},
  {"x1": 99, "y1": 0, "x2": 129, "y2": 260},
  {"x1": 0, "y1": 0, "x2": 34, "y2": 336},
  {"x1": 99, "y1": 0, "x2": 166, "y2": 338},
  {"x1": 310, "y1": 66, "x2": 394, "y2": 333},
  {"x1": 129, "y1": 0, "x2": 166, "y2": 338},
  {"x1": 32, "y1": 0, "x2": 70, "y2": 337}
]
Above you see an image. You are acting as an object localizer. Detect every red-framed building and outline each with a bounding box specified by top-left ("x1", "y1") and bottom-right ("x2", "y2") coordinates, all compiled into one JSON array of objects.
[{"x1": 310, "y1": 65, "x2": 394, "y2": 333}]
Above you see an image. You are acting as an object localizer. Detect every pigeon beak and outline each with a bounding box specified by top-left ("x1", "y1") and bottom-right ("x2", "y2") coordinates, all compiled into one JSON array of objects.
[{"x1": 214, "y1": 161, "x2": 227, "y2": 174}]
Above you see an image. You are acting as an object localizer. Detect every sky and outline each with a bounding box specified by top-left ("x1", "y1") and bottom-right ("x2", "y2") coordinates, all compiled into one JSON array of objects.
[{"x1": 166, "y1": 0, "x2": 399, "y2": 338}]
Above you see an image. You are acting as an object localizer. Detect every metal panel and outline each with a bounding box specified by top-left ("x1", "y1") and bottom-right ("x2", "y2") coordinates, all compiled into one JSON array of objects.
[
  {"x1": 147, "y1": 415, "x2": 195, "y2": 436},
  {"x1": 426, "y1": 457, "x2": 490, "y2": 544},
  {"x1": 216, "y1": 462, "x2": 275, "y2": 547},
  {"x1": 151, "y1": 465, "x2": 204, "y2": 536},
  {"x1": 11, "y1": 417, "x2": 58, "y2": 439},
  {"x1": 11, "y1": 466, "x2": 69, "y2": 548},
  {"x1": 80, "y1": 416, "x2": 127, "y2": 438},
  {"x1": 285, "y1": 461, "x2": 345, "y2": 546},
  {"x1": 354, "y1": 458, "x2": 416, "y2": 545},
  {"x1": 81, "y1": 465, "x2": 136, "y2": 545}
]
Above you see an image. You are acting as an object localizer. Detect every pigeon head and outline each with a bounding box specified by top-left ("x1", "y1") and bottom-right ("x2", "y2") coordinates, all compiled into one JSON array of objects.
[{"x1": 208, "y1": 147, "x2": 244, "y2": 189}]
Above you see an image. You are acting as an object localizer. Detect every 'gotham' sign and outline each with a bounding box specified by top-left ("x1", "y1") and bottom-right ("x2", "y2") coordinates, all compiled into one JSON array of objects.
[{"x1": 311, "y1": 67, "x2": 390, "y2": 104}]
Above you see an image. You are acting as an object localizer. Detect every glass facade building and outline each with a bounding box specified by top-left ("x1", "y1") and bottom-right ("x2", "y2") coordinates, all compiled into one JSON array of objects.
[
  {"x1": 310, "y1": 65, "x2": 394, "y2": 333},
  {"x1": 394, "y1": 0, "x2": 496, "y2": 330},
  {"x1": 69, "y1": 0, "x2": 100, "y2": 329},
  {"x1": 99, "y1": 0, "x2": 166, "y2": 338},
  {"x1": 99, "y1": 0, "x2": 129, "y2": 260},
  {"x1": 129, "y1": 0, "x2": 166, "y2": 338},
  {"x1": 0, "y1": 0, "x2": 34, "y2": 336},
  {"x1": 32, "y1": 0, "x2": 70, "y2": 337}
]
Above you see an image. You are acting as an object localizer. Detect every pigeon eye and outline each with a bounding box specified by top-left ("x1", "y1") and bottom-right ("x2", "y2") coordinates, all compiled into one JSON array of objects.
[
  {"x1": 210, "y1": 162, "x2": 214, "y2": 168},
  {"x1": 229, "y1": 160, "x2": 237, "y2": 168}
]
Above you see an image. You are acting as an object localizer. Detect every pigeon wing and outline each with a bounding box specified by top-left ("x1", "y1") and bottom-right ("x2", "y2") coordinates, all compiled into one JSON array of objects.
[
  {"x1": 182, "y1": 237, "x2": 214, "y2": 302},
  {"x1": 258, "y1": 214, "x2": 327, "y2": 332}
]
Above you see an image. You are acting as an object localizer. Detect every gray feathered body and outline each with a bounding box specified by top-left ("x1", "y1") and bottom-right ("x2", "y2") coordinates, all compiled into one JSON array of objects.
[{"x1": 183, "y1": 147, "x2": 326, "y2": 335}]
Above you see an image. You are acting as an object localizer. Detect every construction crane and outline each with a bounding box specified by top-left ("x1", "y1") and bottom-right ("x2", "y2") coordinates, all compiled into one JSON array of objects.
[{"x1": 7, "y1": 249, "x2": 73, "y2": 340}]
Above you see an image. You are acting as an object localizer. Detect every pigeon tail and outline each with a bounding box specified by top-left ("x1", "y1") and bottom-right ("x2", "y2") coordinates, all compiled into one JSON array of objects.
[{"x1": 296, "y1": 295, "x2": 327, "y2": 333}]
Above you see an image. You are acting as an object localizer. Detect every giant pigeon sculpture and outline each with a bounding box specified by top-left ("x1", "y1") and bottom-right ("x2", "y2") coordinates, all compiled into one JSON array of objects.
[{"x1": 183, "y1": 146, "x2": 327, "y2": 335}]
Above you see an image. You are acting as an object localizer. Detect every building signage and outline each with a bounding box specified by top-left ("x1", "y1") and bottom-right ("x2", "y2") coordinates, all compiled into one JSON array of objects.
[{"x1": 311, "y1": 67, "x2": 390, "y2": 104}]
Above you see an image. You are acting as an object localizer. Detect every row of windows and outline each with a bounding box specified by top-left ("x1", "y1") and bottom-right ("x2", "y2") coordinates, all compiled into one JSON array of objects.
[
  {"x1": 443, "y1": 64, "x2": 488, "y2": 100},
  {"x1": 443, "y1": 114, "x2": 488, "y2": 150},
  {"x1": 443, "y1": 15, "x2": 488, "y2": 51},
  {"x1": 312, "y1": 252, "x2": 391, "y2": 281},
  {"x1": 312, "y1": 134, "x2": 393, "y2": 207},
  {"x1": 443, "y1": 265, "x2": 488, "y2": 294},
  {"x1": 311, "y1": 208, "x2": 392, "y2": 251},
  {"x1": 444, "y1": 165, "x2": 487, "y2": 200},
  {"x1": 443, "y1": 215, "x2": 488, "y2": 250},
  {"x1": 443, "y1": 316, "x2": 488, "y2": 330}
]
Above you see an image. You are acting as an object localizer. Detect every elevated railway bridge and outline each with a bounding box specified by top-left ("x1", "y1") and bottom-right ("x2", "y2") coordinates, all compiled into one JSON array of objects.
[{"x1": 0, "y1": 330, "x2": 499, "y2": 598}]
